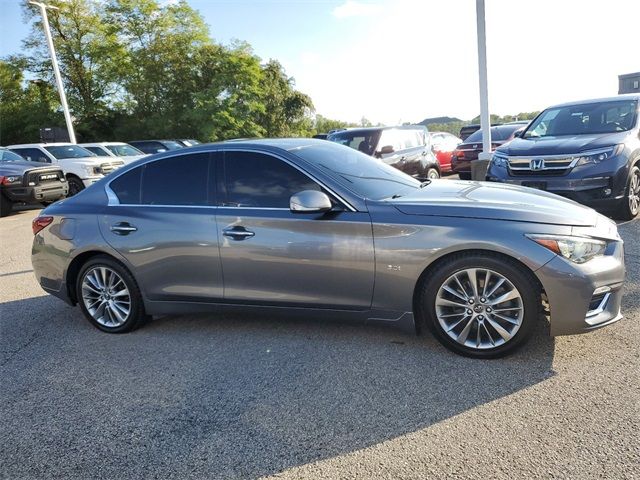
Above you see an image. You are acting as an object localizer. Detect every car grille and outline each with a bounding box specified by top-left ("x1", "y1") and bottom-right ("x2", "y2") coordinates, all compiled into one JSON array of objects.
[
  {"x1": 507, "y1": 156, "x2": 576, "y2": 176},
  {"x1": 100, "y1": 161, "x2": 125, "y2": 175},
  {"x1": 25, "y1": 169, "x2": 64, "y2": 186}
]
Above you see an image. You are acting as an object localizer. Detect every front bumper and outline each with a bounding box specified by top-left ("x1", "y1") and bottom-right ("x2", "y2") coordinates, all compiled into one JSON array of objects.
[
  {"x1": 535, "y1": 238, "x2": 625, "y2": 336},
  {"x1": 2, "y1": 182, "x2": 68, "y2": 204},
  {"x1": 486, "y1": 155, "x2": 630, "y2": 211}
]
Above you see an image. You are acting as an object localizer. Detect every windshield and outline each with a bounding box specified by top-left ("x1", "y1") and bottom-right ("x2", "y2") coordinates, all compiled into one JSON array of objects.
[
  {"x1": 524, "y1": 100, "x2": 638, "y2": 138},
  {"x1": 162, "y1": 141, "x2": 183, "y2": 150},
  {"x1": 106, "y1": 144, "x2": 144, "y2": 156},
  {"x1": 44, "y1": 145, "x2": 95, "y2": 159},
  {"x1": 327, "y1": 130, "x2": 381, "y2": 156},
  {"x1": 465, "y1": 125, "x2": 521, "y2": 143},
  {"x1": 289, "y1": 142, "x2": 420, "y2": 200},
  {"x1": 0, "y1": 149, "x2": 26, "y2": 162}
]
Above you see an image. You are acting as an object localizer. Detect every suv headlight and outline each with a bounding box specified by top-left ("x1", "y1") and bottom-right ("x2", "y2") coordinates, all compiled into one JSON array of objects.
[
  {"x1": 526, "y1": 234, "x2": 606, "y2": 264},
  {"x1": 492, "y1": 153, "x2": 508, "y2": 167},
  {"x1": 575, "y1": 145, "x2": 623, "y2": 166}
]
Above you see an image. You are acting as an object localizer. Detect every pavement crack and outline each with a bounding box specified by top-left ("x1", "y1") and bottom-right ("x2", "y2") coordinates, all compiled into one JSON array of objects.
[{"x1": 0, "y1": 331, "x2": 43, "y2": 368}]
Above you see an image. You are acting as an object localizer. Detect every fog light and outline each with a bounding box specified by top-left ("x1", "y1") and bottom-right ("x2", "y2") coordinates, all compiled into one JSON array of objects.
[{"x1": 603, "y1": 188, "x2": 612, "y2": 196}]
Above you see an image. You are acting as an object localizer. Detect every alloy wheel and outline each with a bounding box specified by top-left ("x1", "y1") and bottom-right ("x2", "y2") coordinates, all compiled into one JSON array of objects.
[
  {"x1": 629, "y1": 169, "x2": 640, "y2": 216},
  {"x1": 435, "y1": 268, "x2": 524, "y2": 349},
  {"x1": 81, "y1": 266, "x2": 131, "y2": 327}
]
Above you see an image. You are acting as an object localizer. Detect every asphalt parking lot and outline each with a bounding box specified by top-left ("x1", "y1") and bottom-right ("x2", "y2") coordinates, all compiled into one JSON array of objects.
[{"x1": 1, "y1": 208, "x2": 638, "y2": 479}]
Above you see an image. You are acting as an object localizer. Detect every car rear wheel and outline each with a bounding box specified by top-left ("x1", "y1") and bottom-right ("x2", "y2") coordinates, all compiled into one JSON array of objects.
[
  {"x1": 67, "y1": 176, "x2": 85, "y2": 197},
  {"x1": 426, "y1": 168, "x2": 440, "y2": 180},
  {"x1": 76, "y1": 256, "x2": 147, "y2": 333},
  {"x1": 617, "y1": 165, "x2": 640, "y2": 220},
  {"x1": 417, "y1": 253, "x2": 539, "y2": 358}
]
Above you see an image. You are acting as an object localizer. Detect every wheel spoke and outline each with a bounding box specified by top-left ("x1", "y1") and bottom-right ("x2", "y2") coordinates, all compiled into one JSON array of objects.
[
  {"x1": 486, "y1": 317, "x2": 513, "y2": 342},
  {"x1": 457, "y1": 317, "x2": 475, "y2": 344},
  {"x1": 442, "y1": 285, "x2": 468, "y2": 302},
  {"x1": 488, "y1": 288, "x2": 520, "y2": 306},
  {"x1": 446, "y1": 314, "x2": 472, "y2": 332},
  {"x1": 436, "y1": 297, "x2": 469, "y2": 309},
  {"x1": 466, "y1": 269, "x2": 479, "y2": 298},
  {"x1": 484, "y1": 277, "x2": 505, "y2": 299},
  {"x1": 82, "y1": 266, "x2": 131, "y2": 328}
]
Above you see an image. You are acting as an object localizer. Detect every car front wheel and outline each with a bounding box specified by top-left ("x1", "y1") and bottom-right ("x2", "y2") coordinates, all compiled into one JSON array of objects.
[
  {"x1": 617, "y1": 165, "x2": 640, "y2": 221},
  {"x1": 417, "y1": 253, "x2": 539, "y2": 358},
  {"x1": 67, "y1": 176, "x2": 85, "y2": 197},
  {"x1": 76, "y1": 255, "x2": 147, "y2": 333}
]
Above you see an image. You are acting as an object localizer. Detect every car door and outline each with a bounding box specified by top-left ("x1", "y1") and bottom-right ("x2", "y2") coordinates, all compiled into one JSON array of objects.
[
  {"x1": 216, "y1": 149, "x2": 375, "y2": 309},
  {"x1": 99, "y1": 151, "x2": 224, "y2": 302}
]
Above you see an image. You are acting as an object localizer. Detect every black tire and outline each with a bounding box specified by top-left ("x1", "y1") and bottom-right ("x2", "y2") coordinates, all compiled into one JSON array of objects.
[
  {"x1": 0, "y1": 194, "x2": 13, "y2": 217},
  {"x1": 416, "y1": 252, "x2": 539, "y2": 358},
  {"x1": 458, "y1": 172, "x2": 472, "y2": 180},
  {"x1": 67, "y1": 176, "x2": 85, "y2": 197},
  {"x1": 615, "y1": 164, "x2": 640, "y2": 221},
  {"x1": 426, "y1": 168, "x2": 440, "y2": 180},
  {"x1": 76, "y1": 255, "x2": 147, "y2": 333}
]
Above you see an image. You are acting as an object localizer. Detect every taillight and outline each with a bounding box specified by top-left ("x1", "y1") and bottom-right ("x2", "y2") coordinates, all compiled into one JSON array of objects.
[{"x1": 32, "y1": 216, "x2": 53, "y2": 235}]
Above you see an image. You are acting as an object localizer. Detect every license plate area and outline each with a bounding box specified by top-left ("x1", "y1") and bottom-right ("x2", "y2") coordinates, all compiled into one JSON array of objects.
[{"x1": 522, "y1": 181, "x2": 547, "y2": 191}]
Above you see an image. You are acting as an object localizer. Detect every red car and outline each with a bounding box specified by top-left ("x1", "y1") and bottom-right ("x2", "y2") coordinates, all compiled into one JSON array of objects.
[
  {"x1": 451, "y1": 124, "x2": 524, "y2": 179},
  {"x1": 430, "y1": 132, "x2": 462, "y2": 173}
]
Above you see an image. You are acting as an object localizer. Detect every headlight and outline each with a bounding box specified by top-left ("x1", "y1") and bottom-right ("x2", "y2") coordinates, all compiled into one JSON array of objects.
[
  {"x1": 83, "y1": 165, "x2": 102, "y2": 176},
  {"x1": 575, "y1": 145, "x2": 623, "y2": 166},
  {"x1": 526, "y1": 234, "x2": 606, "y2": 264},
  {"x1": 0, "y1": 175, "x2": 22, "y2": 185},
  {"x1": 492, "y1": 153, "x2": 508, "y2": 167}
]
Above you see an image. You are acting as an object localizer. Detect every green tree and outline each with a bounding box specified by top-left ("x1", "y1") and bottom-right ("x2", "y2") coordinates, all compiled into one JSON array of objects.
[{"x1": 0, "y1": 59, "x2": 63, "y2": 145}]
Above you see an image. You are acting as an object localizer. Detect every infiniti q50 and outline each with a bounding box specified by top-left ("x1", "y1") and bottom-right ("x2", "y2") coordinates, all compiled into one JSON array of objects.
[{"x1": 31, "y1": 140, "x2": 625, "y2": 357}]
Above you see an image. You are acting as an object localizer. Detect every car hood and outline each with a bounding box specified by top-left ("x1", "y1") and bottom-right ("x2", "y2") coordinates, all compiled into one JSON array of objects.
[
  {"x1": 389, "y1": 180, "x2": 598, "y2": 226},
  {"x1": 0, "y1": 160, "x2": 60, "y2": 174},
  {"x1": 497, "y1": 131, "x2": 630, "y2": 156}
]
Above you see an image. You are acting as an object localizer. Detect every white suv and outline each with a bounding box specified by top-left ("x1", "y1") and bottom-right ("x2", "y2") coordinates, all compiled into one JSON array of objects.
[
  {"x1": 7, "y1": 143, "x2": 125, "y2": 196},
  {"x1": 80, "y1": 142, "x2": 147, "y2": 165}
]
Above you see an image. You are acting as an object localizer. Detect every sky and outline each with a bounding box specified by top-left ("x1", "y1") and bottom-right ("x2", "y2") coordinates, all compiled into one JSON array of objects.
[{"x1": 1, "y1": 0, "x2": 639, "y2": 125}]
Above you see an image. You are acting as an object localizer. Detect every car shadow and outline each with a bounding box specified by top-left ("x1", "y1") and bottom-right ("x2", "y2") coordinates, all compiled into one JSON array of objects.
[{"x1": 0, "y1": 294, "x2": 555, "y2": 479}]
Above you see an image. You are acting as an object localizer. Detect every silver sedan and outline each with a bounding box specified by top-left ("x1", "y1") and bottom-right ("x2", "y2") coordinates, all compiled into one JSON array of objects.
[{"x1": 31, "y1": 139, "x2": 625, "y2": 357}]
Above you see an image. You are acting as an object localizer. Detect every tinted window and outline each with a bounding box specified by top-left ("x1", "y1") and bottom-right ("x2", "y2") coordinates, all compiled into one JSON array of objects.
[
  {"x1": 224, "y1": 151, "x2": 320, "y2": 208},
  {"x1": 160, "y1": 141, "x2": 183, "y2": 151},
  {"x1": 328, "y1": 130, "x2": 381, "y2": 156},
  {"x1": 141, "y1": 153, "x2": 210, "y2": 205},
  {"x1": 130, "y1": 142, "x2": 163, "y2": 154},
  {"x1": 465, "y1": 126, "x2": 519, "y2": 143},
  {"x1": 10, "y1": 148, "x2": 50, "y2": 163},
  {"x1": 110, "y1": 167, "x2": 142, "y2": 204},
  {"x1": 85, "y1": 146, "x2": 110, "y2": 157}
]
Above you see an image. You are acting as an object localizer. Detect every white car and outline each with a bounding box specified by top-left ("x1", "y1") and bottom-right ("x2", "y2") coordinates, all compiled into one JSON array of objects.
[
  {"x1": 80, "y1": 142, "x2": 148, "y2": 165},
  {"x1": 7, "y1": 143, "x2": 124, "y2": 196}
]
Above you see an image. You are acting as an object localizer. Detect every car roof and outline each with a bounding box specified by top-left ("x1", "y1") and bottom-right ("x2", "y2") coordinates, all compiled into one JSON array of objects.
[
  {"x1": 549, "y1": 94, "x2": 640, "y2": 109},
  {"x1": 80, "y1": 142, "x2": 127, "y2": 146},
  {"x1": 329, "y1": 125, "x2": 426, "y2": 135},
  {"x1": 7, "y1": 142, "x2": 77, "y2": 148}
]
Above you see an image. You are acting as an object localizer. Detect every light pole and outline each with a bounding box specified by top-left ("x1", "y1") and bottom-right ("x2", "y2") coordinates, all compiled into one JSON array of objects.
[
  {"x1": 29, "y1": 1, "x2": 76, "y2": 144},
  {"x1": 475, "y1": 0, "x2": 491, "y2": 163}
]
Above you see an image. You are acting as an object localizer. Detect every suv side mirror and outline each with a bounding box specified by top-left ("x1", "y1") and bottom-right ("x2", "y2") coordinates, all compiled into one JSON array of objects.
[
  {"x1": 379, "y1": 145, "x2": 395, "y2": 155},
  {"x1": 290, "y1": 190, "x2": 332, "y2": 213}
]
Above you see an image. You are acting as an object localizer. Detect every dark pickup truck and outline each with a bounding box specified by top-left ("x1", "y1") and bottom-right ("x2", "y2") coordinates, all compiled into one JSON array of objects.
[{"x1": 0, "y1": 148, "x2": 68, "y2": 217}]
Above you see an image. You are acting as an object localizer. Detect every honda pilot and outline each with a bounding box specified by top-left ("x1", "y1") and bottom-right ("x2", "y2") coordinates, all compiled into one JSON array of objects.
[{"x1": 486, "y1": 95, "x2": 640, "y2": 220}]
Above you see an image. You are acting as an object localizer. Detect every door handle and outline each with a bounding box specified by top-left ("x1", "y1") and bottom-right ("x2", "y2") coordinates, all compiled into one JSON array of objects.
[
  {"x1": 223, "y1": 227, "x2": 255, "y2": 240},
  {"x1": 110, "y1": 222, "x2": 137, "y2": 235}
]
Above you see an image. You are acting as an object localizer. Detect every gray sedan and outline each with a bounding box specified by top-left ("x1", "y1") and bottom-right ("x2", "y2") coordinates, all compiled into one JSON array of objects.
[{"x1": 31, "y1": 139, "x2": 625, "y2": 357}]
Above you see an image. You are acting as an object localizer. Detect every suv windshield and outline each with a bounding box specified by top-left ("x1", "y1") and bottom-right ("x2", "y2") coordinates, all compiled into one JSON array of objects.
[
  {"x1": 289, "y1": 141, "x2": 420, "y2": 200},
  {"x1": 44, "y1": 145, "x2": 95, "y2": 159},
  {"x1": 524, "y1": 100, "x2": 638, "y2": 138},
  {"x1": 106, "y1": 144, "x2": 144, "y2": 156},
  {"x1": 0, "y1": 148, "x2": 26, "y2": 162},
  {"x1": 327, "y1": 130, "x2": 381, "y2": 156}
]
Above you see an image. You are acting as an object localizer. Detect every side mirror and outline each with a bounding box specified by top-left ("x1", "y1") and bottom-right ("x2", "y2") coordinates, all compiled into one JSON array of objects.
[
  {"x1": 290, "y1": 190, "x2": 333, "y2": 213},
  {"x1": 379, "y1": 145, "x2": 395, "y2": 155}
]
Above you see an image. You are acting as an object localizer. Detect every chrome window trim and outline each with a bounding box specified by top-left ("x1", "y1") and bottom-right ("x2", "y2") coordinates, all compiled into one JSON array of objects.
[{"x1": 104, "y1": 147, "x2": 358, "y2": 212}]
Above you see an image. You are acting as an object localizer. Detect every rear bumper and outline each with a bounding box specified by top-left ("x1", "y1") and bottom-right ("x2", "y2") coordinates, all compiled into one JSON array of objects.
[
  {"x1": 535, "y1": 240, "x2": 625, "y2": 336},
  {"x1": 2, "y1": 183, "x2": 68, "y2": 204}
]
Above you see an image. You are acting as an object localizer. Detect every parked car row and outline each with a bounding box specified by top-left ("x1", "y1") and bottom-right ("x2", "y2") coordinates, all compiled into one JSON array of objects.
[{"x1": 0, "y1": 138, "x2": 201, "y2": 216}]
